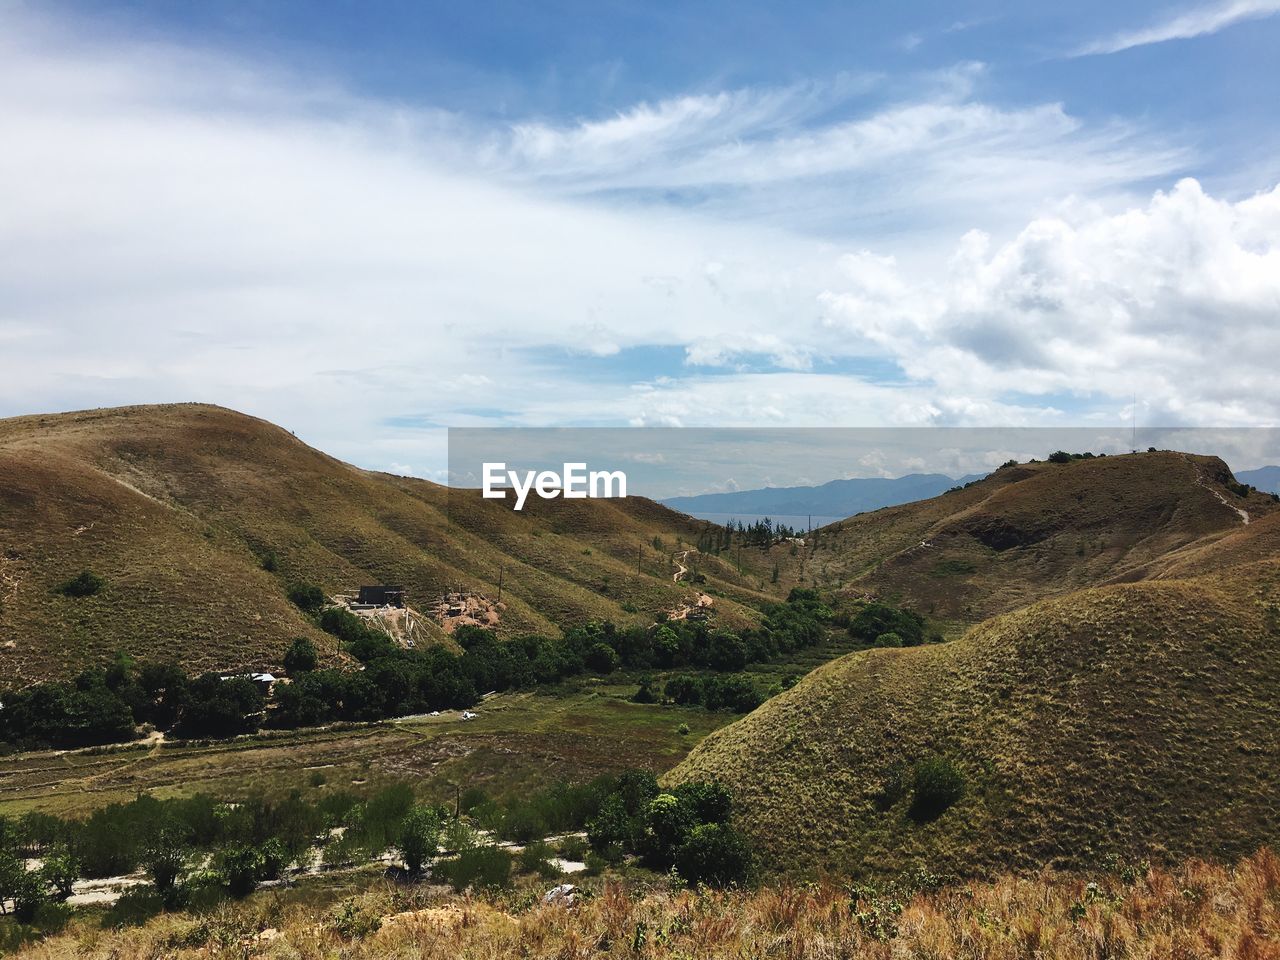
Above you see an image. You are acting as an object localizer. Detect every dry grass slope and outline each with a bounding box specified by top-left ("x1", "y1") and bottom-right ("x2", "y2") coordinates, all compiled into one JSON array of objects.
[
  {"x1": 807, "y1": 451, "x2": 1278, "y2": 623},
  {"x1": 0, "y1": 404, "x2": 783, "y2": 682},
  {"x1": 673, "y1": 545, "x2": 1280, "y2": 876}
]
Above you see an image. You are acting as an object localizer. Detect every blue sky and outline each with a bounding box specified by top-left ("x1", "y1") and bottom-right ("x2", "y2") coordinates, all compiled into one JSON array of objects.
[{"x1": 2, "y1": 0, "x2": 1280, "y2": 477}]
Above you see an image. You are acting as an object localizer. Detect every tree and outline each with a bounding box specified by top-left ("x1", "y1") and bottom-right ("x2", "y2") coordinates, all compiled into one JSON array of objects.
[
  {"x1": 585, "y1": 642, "x2": 620, "y2": 674},
  {"x1": 283, "y1": 637, "x2": 318, "y2": 675},
  {"x1": 1048, "y1": 450, "x2": 1073, "y2": 464},
  {"x1": 287, "y1": 583, "x2": 327, "y2": 613},
  {"x1": 143, "y1": 828, "x2": 190, "y2": 903},
  {"x1": 220, "y1": 844, "x2": 266, "y2": 898},
  {"x1": 675, "y1": 823, "x2": 753, "y2": 887},
  {"x1": 706, "y1": 632, "x2": 748, "y2": 671},
  {"x1": 0, "y1": 848, "x2": 24, "y2": 916},
  {"x1": 397, "y1": 805, "x2": 443, "y2": 876},
  {"x1": 586, "y1": 794, "x2": 633, "y2": 858},
  {"x1": 640, "y1": 793, "x2": 695, "y2": 869},
  {"x1": 40, "y1": 848, "x2": 80, "y2": 901},
  {"x1": 10, "y1": 867, "x2": 46, "y2": 923}
]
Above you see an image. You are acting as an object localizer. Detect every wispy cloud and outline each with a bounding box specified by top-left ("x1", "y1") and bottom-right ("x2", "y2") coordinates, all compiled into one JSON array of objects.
[{"x1": 1074, "y1": 0, "x2": 1280, "y2": 56}]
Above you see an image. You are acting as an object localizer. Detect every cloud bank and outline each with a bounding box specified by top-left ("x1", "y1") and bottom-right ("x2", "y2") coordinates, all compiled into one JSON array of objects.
[{"x1": 1, "y1": 5, "x2": 1277, "y2": 478}]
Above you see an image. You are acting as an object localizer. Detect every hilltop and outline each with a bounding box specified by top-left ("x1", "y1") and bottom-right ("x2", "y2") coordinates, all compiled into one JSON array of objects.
[
  {"x1": 671, "y1": 453, "x2": 1280, "y2": 876},
  {"x1": 804, "y1": 451, "x2": 1278, "y2": 624},
  {"x1": 0, "y1": 404, "x2": 782, "y2": 683}
]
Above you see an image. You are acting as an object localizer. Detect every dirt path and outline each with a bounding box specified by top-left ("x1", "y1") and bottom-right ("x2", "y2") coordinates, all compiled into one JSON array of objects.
[
  {"x1": 1183, "y1": 454, "x2": 1250, "y2": 525},
  {"x1": 672, "y1": 550, "x2": 691, "y2": 582}
]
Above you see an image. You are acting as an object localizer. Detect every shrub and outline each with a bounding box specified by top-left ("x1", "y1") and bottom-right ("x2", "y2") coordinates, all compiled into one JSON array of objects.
[
  {"x1": 909, "y1": 756, "x2": 965, "y2": 822},
  {"x1": 517, "y1": 841, "x2": 561, "y2": 878},
  {"x1": 56, "y1": 570, "x2": 104, "y2": 598},
  {"x1": 283, "y1": 637, "x2": 318, "y2": 674},
  {"x1": 440, "y1": 846, "x2": 511, "y2": 891},
  {"x1": 585, "y1": 642, "x2": 620, "y2": 674},
  {"x1": 331, "y1": 898, "x2": 383, "y2": 940},
  {"x1": 1048, "y1": 450, "x2": 1072, "y2": 464},
  {"x1": 558, "y1": 835, "x2": 588, "y2": 861},
  {"x1": 219, "y1": 844, "x2": 265, "y2": 898},
  {"x1": 673, "y1": 781, "x2": 733, "y2": 825},
  {"x1": 287, "y1": 583, "x2": 326, "y2": 613},
  {"x1": 640, "y1": 793, "x2": 695, "y2": 869},
  {"x1": 675, "y1": 823, "x2": 753, "y2": 887},
  {"x1": 397, "y1": 804, "x2": 442, "y2": 875},
  {"x1": 874, "y1": 631, "x2": 903, "y2": 647},
  {"x1": 849, "y1": 602, "x2": 927, "y2": 646}
]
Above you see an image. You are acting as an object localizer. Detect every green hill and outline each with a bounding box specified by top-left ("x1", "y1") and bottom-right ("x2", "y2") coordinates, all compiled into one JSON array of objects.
[
  {"x1": 0, "y1": 404, "x2": 781, "y2": 683},
  {"x1": 672, "y1": 454, "x2": 1280, "y2": 877}
]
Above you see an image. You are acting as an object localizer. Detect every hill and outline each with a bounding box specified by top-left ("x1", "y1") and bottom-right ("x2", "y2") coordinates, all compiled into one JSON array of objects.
[
  {"x1": 661, "y1": 472, "x2": 986, "y2": 524},
  {"x1": 802, "y1": 451, "x2": 1278, "y2": 624},
  {"x1": 671, "y1": 455, "x2": 1280, "y2": 876},
  {"x1": 0, "y1": 404, "x2": 782, "y2": 683},
  {"x1": 1238, "y1": 465, "x2": 1280, "y2": 495}
]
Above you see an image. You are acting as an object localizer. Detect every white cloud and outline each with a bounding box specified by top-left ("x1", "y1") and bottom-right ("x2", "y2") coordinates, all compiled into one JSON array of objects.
[
  {"x1": 819, "y1": 178, "x2": 1280, "y2": 424},
  {"x1": 0, "y1": 5, "x2": 1275, "y2": 480},
  {"x1": 1074, "y1": 0, "x2": 1280, "y2": 56}
]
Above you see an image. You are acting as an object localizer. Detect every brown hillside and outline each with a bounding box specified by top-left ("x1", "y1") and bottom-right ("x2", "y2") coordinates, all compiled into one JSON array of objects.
[
  {"x1": 671, "y1": 558, "x2": 1280, "y2": 877},
  {"x1": 0, "y1": 404, "x2": 781, "y2": 682},
  {"x1": 807, "y1": 451, "x2": 1277, "y2": 624}
]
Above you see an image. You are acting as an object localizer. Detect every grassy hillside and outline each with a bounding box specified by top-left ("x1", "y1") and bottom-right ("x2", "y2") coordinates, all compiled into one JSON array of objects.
[
  {"x1": 671, "y1": 553, "x2": 1280, "y2": 876},
  {"x1": 805, "y1": 451, "x2": 1278, "y2": 624},
  {"x1": 0, "y1": 404, "x2": 783, "y2": 683}
]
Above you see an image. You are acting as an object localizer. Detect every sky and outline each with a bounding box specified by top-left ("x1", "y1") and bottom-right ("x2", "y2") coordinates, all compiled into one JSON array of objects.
[{"x1": 2, "y1": 0, "x2": 1279, "y2": 480}]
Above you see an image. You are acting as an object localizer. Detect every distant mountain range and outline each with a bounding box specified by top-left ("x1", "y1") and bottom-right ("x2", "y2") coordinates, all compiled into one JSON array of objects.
[
  {"x1": 1237, "y1": 465, "x2": 1280, "y2": 494},
  {"x1": 661, "y1": 472, "x2": 988, "y2": 524}
]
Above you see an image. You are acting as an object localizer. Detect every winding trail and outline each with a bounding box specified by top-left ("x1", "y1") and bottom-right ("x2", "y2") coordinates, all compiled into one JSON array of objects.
[{"x1": 672, "y1": 550, "x2": 691, "y2": 582}]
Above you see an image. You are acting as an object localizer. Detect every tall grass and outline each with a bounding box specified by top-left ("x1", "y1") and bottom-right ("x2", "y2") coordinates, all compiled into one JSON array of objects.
[{"x1": 11, "y1": 848, "x2": 1280, "y2": 958}]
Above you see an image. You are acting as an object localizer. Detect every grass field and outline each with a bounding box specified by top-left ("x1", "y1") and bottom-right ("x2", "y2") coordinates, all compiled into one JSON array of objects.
[{"x1": 0, "y1": 689, "x2": 733, "y2": 820}]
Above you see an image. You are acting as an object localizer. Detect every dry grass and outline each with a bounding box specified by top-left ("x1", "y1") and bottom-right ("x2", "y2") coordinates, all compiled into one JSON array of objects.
[
  {"x1": 673, "y1": 557, "x2": 1280, "y2": 876},
  {"x1": 13, "y1": 849, "x2": 1280, "y2": 958},
  {"x1": 0, "y1": 404, "x2": 787, "y2": 682},
  {"x1": 806, "y1": 451, "x2": 1279, "y2": 623}
]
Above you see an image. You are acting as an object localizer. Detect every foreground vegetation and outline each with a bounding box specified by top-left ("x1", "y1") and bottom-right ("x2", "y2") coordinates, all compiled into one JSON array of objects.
[{"x1": 6, "y1": 848, "x2": 1278, "y2": 957}]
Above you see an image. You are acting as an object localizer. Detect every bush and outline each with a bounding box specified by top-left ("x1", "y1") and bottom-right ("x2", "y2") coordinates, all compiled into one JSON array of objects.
[
  {"x1": 849, "y1": 603, "x2": 927, "y2": 646},
  {"x1": 287, "y1": 583, "x2": 327, "y2": 613},
  {"x1": 874, "y1": 631, "x2": 903, "y2": 647},
  {"x1": 1048, "y1": 450, "x2": 1072, "y2": 464},
  {"x1": 331, "y1": 898, "x2": 383, "y2": 940},
  {"x1": 558, "y1": 835, "x2": 588, "y2": 861},
  {"x1": 640, "y1": 793, "x2": 695, "y2": 869},
  {"x1": 440, "y1": 846, "x2": 511, "y2": 891},
  {"x1": 585, "y1": 642, "x2": 620, "y2": 674},
  {"x1": 675, "y1": 823, "x2": 753, "y2": 887},
  {"x1": 909, "y1": 756, "x2": 965, "y2": 822},
  {"x1": 56, "y1": 570, "x2": 104, "y2": 598},
  {"x1": 517, "y1": 841, "x2": 561, "y2": 878},
  {"x1": 219, "y1": 844, "x2": 265, "y2": 898},
  {"x1": 283, "y1": 637, "x2": 318, "y2": 674},
  {"x1": 397, "y1": 805, "x2": 442, "y2": 875}
]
